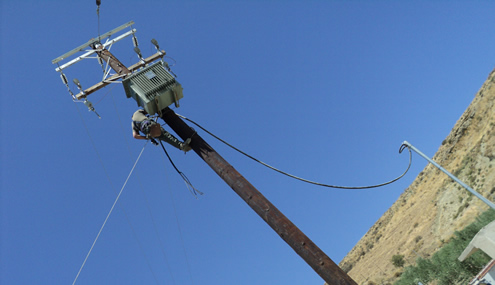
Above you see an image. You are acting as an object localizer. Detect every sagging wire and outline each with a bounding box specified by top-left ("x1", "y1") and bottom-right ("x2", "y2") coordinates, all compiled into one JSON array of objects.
[
  {"x1": 177, "y1": 114, "x2": 413, "y2": 190},
  {"x1": 158, "y1": 140, "x2": 204, "y2": 198}
]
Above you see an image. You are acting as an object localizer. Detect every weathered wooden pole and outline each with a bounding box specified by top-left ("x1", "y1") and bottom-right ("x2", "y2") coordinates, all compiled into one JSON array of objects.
[
  {"x1": 89, "y1": 42, "x2": 356, "y2": 283},
  {"x1": 161, "y1": 108, "x2": 357, "y2": 285}
]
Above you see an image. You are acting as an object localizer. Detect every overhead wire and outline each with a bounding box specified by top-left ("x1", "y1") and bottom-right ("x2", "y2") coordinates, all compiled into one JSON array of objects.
[
  {"x1": 158, "y1": 141, "x2": 204, "y2": 198},
  {"x1": 177, "y1": 114, "x2": 413, "y2": 190}
]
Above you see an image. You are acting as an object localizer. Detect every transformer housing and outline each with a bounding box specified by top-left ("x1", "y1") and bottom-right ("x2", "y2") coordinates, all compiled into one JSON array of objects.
[{"x1": 123, "y1": 61, "x2": 183, "y2": 115}]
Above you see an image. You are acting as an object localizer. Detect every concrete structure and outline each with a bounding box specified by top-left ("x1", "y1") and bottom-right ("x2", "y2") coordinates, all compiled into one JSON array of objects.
[
  {"x1": 459, "y1": 220, "x2": 495, "y2": 285},
  {"x1": 459, "y1": 220, "x2": 495, "y2": 261}
]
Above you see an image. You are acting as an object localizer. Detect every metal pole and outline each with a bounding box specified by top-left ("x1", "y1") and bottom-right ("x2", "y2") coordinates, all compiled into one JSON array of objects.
[
  {"x1": 402, "y1": 141, "x2": 495, "y2": 210},
  {"x1": 162, "y1": 108, "x2": 357, "y2": 285}
]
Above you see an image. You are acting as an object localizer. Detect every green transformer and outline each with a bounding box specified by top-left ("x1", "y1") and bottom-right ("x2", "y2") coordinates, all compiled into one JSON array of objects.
[{"x1": 123, "y1": 61, "x2": 183, "y2": 115}]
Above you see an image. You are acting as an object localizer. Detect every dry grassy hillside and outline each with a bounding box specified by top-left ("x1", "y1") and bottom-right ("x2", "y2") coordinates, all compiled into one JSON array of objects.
[{"x1": 337, "y1": 68, "x2": 495, "y2": 285}]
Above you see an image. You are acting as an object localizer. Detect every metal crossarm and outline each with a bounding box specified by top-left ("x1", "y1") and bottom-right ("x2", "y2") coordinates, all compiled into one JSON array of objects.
[
  {"x1": 74, "y1": 50, "x2": 166, "y2": 99},
  {"x1": 54, "y1": 29, "x2": 136, "y2": 72},
  {"x1": 52, "y1": 21, "x2": 135, "y2": 65}
]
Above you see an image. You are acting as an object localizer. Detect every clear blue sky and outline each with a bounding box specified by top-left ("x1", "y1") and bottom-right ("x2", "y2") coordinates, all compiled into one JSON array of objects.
[{"x1": 1, "y1": 1, "x2": 494, "y2": 284}]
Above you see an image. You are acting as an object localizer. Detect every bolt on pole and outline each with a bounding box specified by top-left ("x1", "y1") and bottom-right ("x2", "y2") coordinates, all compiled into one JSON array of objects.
[{"x1": 161, "y1": 108, "x2": 357, "y2": 285}]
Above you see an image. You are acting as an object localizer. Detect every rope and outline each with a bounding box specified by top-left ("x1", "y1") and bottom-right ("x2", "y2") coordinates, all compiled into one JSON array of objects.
[
  {"x1": 73, "y1": 101, "x2": 160, "y2": 285},
  {"x1": 158, "y1": 140, "x2": 204, "y2": 197},
  {"x1": 72, "y1": 142, "x2": 147, "y2": 285},
  {"x1": 110, "y1": 93, "x2": 177, "y2": 283},
  {"x1": 177, "y1": 114, "x2": 413, "y2": 190}
]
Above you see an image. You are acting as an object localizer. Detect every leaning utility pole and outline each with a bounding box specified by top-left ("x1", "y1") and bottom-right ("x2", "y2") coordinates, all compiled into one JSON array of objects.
[
  {"x1": 161, "y1": 108, "x2": 357, "y2": 285},
  {"x1": 53, "y1": 21, "x2": 357, "y2": 285}
]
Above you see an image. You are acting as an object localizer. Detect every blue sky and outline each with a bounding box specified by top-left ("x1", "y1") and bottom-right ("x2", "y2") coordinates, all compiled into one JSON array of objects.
[{"x1": 1, "y1": 1, "x2": 494, "y2": 284}]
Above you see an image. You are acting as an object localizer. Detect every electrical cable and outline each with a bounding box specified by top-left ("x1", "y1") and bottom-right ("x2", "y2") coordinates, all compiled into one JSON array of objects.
[
  {"x1": 158, "y1": 153, "x2": 196, "y2": 285},
  {"x1": 158, "y1": 140, "x2": 204, "y2": 197},
  {"x1": 96, "y1": 0, "x2": 101, "y2": 43},
  {"x1": 177, "y1": 114, "x2": 413, "y2": 190}
]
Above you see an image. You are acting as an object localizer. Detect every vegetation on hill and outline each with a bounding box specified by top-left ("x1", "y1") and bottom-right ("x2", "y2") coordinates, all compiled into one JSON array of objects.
[
  {"x1": 339, "y1": 68, "x2": 495, "y2": 285},
  {"x1": 394, "y1": 209, "x2": 494, "y2": 285}
]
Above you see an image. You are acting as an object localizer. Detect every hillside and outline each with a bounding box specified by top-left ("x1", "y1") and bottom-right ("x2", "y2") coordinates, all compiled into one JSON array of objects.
[{"x1": 337, "y1": 67, "x2": 495, "y2": 285}]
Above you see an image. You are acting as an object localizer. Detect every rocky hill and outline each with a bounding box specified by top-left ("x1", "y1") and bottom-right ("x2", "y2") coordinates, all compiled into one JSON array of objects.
[{"x1": 337, "y1": 67, "x2": 495, "y2": 285}]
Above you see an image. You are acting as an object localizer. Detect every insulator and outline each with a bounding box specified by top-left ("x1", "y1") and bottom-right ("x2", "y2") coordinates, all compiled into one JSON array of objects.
[
  {"x1": 84, "y1": 99, "x2": 94, "y2": 111},
  {"x1": 96, "y1": 0, "x2": 101, "y2": 6},
  {"x1": 151, "y1": 38, "x2": 159, "y2": 50},
  {"x1": 83, "y1": 99, "x2": 101, "y2": 118},
  {"x1": 73, "y1": 78, "x2": 81, "y2": 88},
  {"x1": 132, "y1": 35, "x2": 139, "y2": 48},
  {"x1": 60, "y1": 73, "x2": 68, "y2": 85},
  {"x1": 134, "y1": 47, "x2": 143, "y2": 60}
]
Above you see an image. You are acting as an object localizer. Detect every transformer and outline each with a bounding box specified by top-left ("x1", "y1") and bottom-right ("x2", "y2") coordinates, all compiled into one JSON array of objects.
[{"x1": 123, "y1": 61, "x2": 183, "y2": 115}]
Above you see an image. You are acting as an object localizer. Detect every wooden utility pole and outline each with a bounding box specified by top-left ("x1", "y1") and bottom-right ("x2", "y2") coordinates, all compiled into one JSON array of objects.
[
  {"x1": 160, "y1": 108, "x2": 357, "y2": 285},
  {"x1": 87, "y1": 43, "x2": 357, "y2": 284}
]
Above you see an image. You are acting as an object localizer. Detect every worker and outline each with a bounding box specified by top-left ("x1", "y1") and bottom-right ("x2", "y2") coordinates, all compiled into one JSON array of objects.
[{"x1": 132, "y1": 109, "x2": 191, "y2": 152}]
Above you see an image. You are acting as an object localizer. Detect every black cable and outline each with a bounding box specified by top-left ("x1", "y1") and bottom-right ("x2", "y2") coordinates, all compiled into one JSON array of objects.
[
  {"x1": 158, "y1": 140, "x2": 203, "y2": 197},
  {"x1": 96, "y1": 1, "x2": 101, "y2": 43},
  {"x1": 177, "y1": 114, "x2": 413, "y2": 190}
]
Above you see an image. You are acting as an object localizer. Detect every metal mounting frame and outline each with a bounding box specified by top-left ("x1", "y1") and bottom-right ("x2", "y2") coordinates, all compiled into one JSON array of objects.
[
  {"x1": 52, "y1": 21, "x2": 135, "y2": 65},
  {"x1": 53, "y1": 28, "x2": 136, "y2": 72}
]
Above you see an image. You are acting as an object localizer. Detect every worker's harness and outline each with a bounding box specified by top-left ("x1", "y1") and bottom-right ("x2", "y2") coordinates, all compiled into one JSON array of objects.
[{"x1": 134, "y1": 119, "x2": 158, "y2": 135}]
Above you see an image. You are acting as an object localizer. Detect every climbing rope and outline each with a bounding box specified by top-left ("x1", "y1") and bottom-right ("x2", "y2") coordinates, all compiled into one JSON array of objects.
[
  {"x1": 177, "y1": 114, "x2": 413, "y2": 190},
  {"x1": 110, "y1": 93, "x2": 178, "y2": 283},
  {"x1": 73, "y1": 96, "x2": 160, "y2": 285},
  {"x1": 72, "y1": 141, "x2": 148, "y2": 285}
]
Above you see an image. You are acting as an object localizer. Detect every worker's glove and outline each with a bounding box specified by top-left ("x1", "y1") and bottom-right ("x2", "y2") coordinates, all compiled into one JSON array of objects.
[{"x1": 150, "y1": 138, "x2": 159, "y2": 146}]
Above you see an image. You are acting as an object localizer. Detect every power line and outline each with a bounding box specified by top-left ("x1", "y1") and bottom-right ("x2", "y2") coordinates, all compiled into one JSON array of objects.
[{"x1": 177, "y1": 113, "x2": 412, "y2": 190}]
